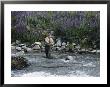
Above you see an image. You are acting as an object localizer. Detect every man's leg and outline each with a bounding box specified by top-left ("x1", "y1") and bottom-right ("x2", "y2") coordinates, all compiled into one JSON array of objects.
[
  {"x1": 45, "y1": 45, "x2": 50, "y2": 58},
  {"x1": 47, "y1": 45, "x2": 51, "y2": 58}
]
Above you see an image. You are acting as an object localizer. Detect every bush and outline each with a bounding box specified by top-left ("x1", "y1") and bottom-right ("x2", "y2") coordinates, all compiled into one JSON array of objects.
[{"x1": 11, "y1": 56, "x2": 29, "y2": 70}]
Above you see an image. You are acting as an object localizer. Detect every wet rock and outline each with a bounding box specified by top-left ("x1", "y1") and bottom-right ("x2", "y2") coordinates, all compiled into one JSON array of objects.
[
  {"x1": 24, "y1": 48, "x2": 32, "y2": 53},
  {"x1": 91, "y1": 50, "x2": 100, "y2": 53},
  {"x1": 56, "y1": 47, "x2": 61, "y2": 51},
  {"x1": 14, "y1": 51, "x2": 25, "y2": 57},
  {"x1": 34, "y1": 42, "x2": 41, "y2": 46},
  {"x1": 22, "y1": 45, "x2": 27, "y2": 50},
  {"x1": 11, "y1": 42, "x2": 16, "y2": 46},
  {"x1": 16, "y1": 47, "x2": 22, "y2": 51},
  {"x1": 61, "y1": 45, "x2": 66, "y2": 50},
  {"x1": 41, "y1": 46, "x2": 45, "y2": 52},
  {"x1": 32, "y1": 45, "x2": 41, "y2": 50},
  {"x1": 18, "y1": 44, "x2": 25, "y2": 47},
  {"x1": 16, "y1": 40, "x2": 20, "y2": 45},
  {"x1": 62, "y1": 42, "x2": 66, "y2": 46},
  {"x1": 11, "y1": 46, "x2": 16, "y2": 50},
  {"x1": 11, "y1": 56, "x2": 29, "y2": 70},
  {"x1": 67, "y1": 56, "x2": 73, "y2": 60},
  {"x1": 67, "y1": 56, "x2": 74, "y2": 60},
  {"x1": 97, "y1": 50, "x2": 100, "y2": 53},
  {"x1": 56, "y1": 38, "x2": 62, "y2": 47}
]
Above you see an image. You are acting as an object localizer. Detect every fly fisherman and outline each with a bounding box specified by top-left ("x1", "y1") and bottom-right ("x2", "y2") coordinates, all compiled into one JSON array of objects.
[{"x1": 44, "y1": 33, "x2": 54, "y2": 58}]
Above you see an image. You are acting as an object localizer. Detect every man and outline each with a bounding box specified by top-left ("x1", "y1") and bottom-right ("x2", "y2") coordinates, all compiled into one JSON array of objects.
[{"x1": 44, "y1": 33, "x2": 54, "y2": 58}]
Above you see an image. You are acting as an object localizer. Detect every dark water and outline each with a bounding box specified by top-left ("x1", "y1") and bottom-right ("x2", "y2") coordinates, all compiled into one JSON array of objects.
[{"x1": 11, "y1": 52, "x2": 100, "y2": 77}]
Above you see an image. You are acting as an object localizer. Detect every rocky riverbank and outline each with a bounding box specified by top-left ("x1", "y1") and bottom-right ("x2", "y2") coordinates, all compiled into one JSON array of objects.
[{"x1": 11, "y1": 40, "x2": 100, "y2": 77}]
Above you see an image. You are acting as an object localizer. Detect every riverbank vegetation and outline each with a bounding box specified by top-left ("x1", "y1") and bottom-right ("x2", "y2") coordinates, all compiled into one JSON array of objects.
[{"x1": 11, "y1": 11, "x2": 100, "y2": 50}]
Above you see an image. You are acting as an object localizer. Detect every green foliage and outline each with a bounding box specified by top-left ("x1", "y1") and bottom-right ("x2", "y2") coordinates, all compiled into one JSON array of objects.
[
  {"x1": 11, "y1": 28, "x2": 17, "y2": 42},
  {"x1": 11, "y1": 11, "x2": 100, "y2": 49}
]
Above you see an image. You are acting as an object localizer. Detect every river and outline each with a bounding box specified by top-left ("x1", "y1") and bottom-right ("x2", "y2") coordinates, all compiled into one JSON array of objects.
[{"x1": 11, "y1": 52, "x2": 100, "y2": 77}]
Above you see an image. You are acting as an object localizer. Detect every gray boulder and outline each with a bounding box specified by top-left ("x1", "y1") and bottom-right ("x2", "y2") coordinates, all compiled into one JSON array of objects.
[
  {"x1": 62, "y1": 42, "x2": 66, "y2": 46},
  {"x1": 16, "y1": 40, "x2": 20, "y2": 45},
  {"x1": 32, "y1": 45, "x2": 41, "y2": 50},
  {"x1": 18, "y1": 44, "x2": 25, "y2": 47},
  {"x1": 16, "y1": 47, "x2": 22, "y2": 51},
  {"x1": 25, "y1": 48, "x2": 32, "y2": 52}
]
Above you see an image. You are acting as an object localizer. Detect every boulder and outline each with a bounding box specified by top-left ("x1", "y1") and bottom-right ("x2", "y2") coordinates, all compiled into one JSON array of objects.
[
  {"x1": 11, "y1": 56, "x2": 29, "y2": 70},
  {"x1": 18, "y1": 44, "x2": 25, "y2": 47},
  {"x1": 60, "y1": 46, "x2": 66, "y2": 52},
  {"x1": 11, "y1": 42, "x2": 16, "y2": 46},
  {"x1": 11, "y1": 46, "x2": 16, "y2": 50},
  {"x1": 76, "y1": 45, "x2": 80, "y2": 49},
  {"x1": 56, "y1": 38, "x2": 62, "y2": 47},
  {"x1": 67, "y1": 56, "x2": 74, "y2": 60},
  {"x1": 41, "y1": 46, "x2": 45, "y2": 52},
  {"x1": 62, "y1": 56, "x2": 74, "y2": 63},
  {"x1": 15, "y1": 51, "x2": 25, "y2": 57},
  {"x1": 56, "y1": 47, "x2": 61, "y2": 51},
  {"x1": 88, "y1": 48, "x2": 93, "y2": 51},
  {"x1": 62, "y1": 42, "x2": 66, "y2": 46},
  {"x1": 34, "y1": 42, "x2": 41, "y2": 46},
  {"x1": 32, "y1": 45, "x2": 41, "y2": 50},
  {"x1": 97, "y1": 50, "x2": 100, "y2": 53},
  {"x1": 72, "y1": 43, "x2": 76, "y2": 46},
  {"x1": 16, "y1": 47, "x2": 22, "y2": 51},
  {"x1": 22, "y1": 45, "x2": 27, "y2": 50},
  {"x1": 25, "y1": 48, "x2": 32, "y2": 52},
  {"x1": 91, "y1": 50, "x2": 100, "y2": 53},
  {"x1": 16, "y1": 40, "x2": 20, "y2": 45},
  {"x1": 11, "y1": 46, "x2": 17, "y2": 54}
]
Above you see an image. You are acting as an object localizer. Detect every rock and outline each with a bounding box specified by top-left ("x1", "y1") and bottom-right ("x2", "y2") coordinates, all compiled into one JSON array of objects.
[
  {"x1": 15, "y1": 51, "x2": 25, "y2": 56},
  {"x1": 76, "y1": 45, "x2": 80, "y2": 49},
  {"x1": 67, "y1": 56, "x2": 74, "y2": 60},
  {"x1": 22, "y1": 45, "x2": 27, "y2": 50},
  {"x1": 97, "y1": 50, "x2": 100, "y2": 53},
  {"x1": 72, "y1": 43, "x2": 76, "y2": 46},
  {"x1": 63, "y1": 56, "x2": 75, "y2": 63},
  {"x1": 16, "y1": 47, "x2": 22, "y2": 51},
  {"x1": 11, "y1": 42, "x2": 16, "y2": 46},
  {"x1": 65, "y1": 47, "x2": 69, "y2": 52},
  {"x1": 61, "y1": 46, "x2": 66, "y2": 49},
  {"x1": 16, "y1": 40, "x2": 20, "y2": 45},
  {"x1": 60, "y1": 46, "x2": 66, "y2": 52},
  {"x1": 18, "y1": 44, "x2": 25, "y2": 47},
  {"x1": 88, "y1": 48, "x2": 93, "y2": 51},
  {"x1": 51, "y1": 46, "x2": 56, "y2": 51},
  {"x1": 25, "y1": 48, "x2": 32, "y2": 52},
  {"x1": 56, "y1": 47, "x2": 61, "y2": 51},
  {"x1": 56, "y1": 38, "x2": 62, "y2": 47},
  {"x1": 81, "y1": 49, "x2": 86, "y2": 51},
  {"x1": 34, "y1": 42, "x2": 41, "y2": 46},
  {"x1": 11, "y1": 56, "x2": 29, "y2": 70},
  {"x1": 65, "y1": 58, "x2": 70, "y2": 61},
  {"x1": 32, "y1": 45, "x2": 41, "y2": 50},
  {"x1": 91, "y1": 50, "x2": 96, "y2": 53},
  {"x1": 11, "y1": 46, "x2": 17, "y2": 53},
  {"x1": 11, "y1": 46, "x2": 16, "y2": 50},
  {"x1": 62, "y1": 42, "x2": 66, "y2": 46},
  {"x1": 91, "y1": 50, "x2": 100, "y2": 53},
  {"x1": 41, "y1": 46, "x2": 45, "y2": 52}
]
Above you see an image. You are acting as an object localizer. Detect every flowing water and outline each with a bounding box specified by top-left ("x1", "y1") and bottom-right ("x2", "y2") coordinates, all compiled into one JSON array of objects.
[{"x1": 11, "y1": 52, "x2": 100, "y2": 77}]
